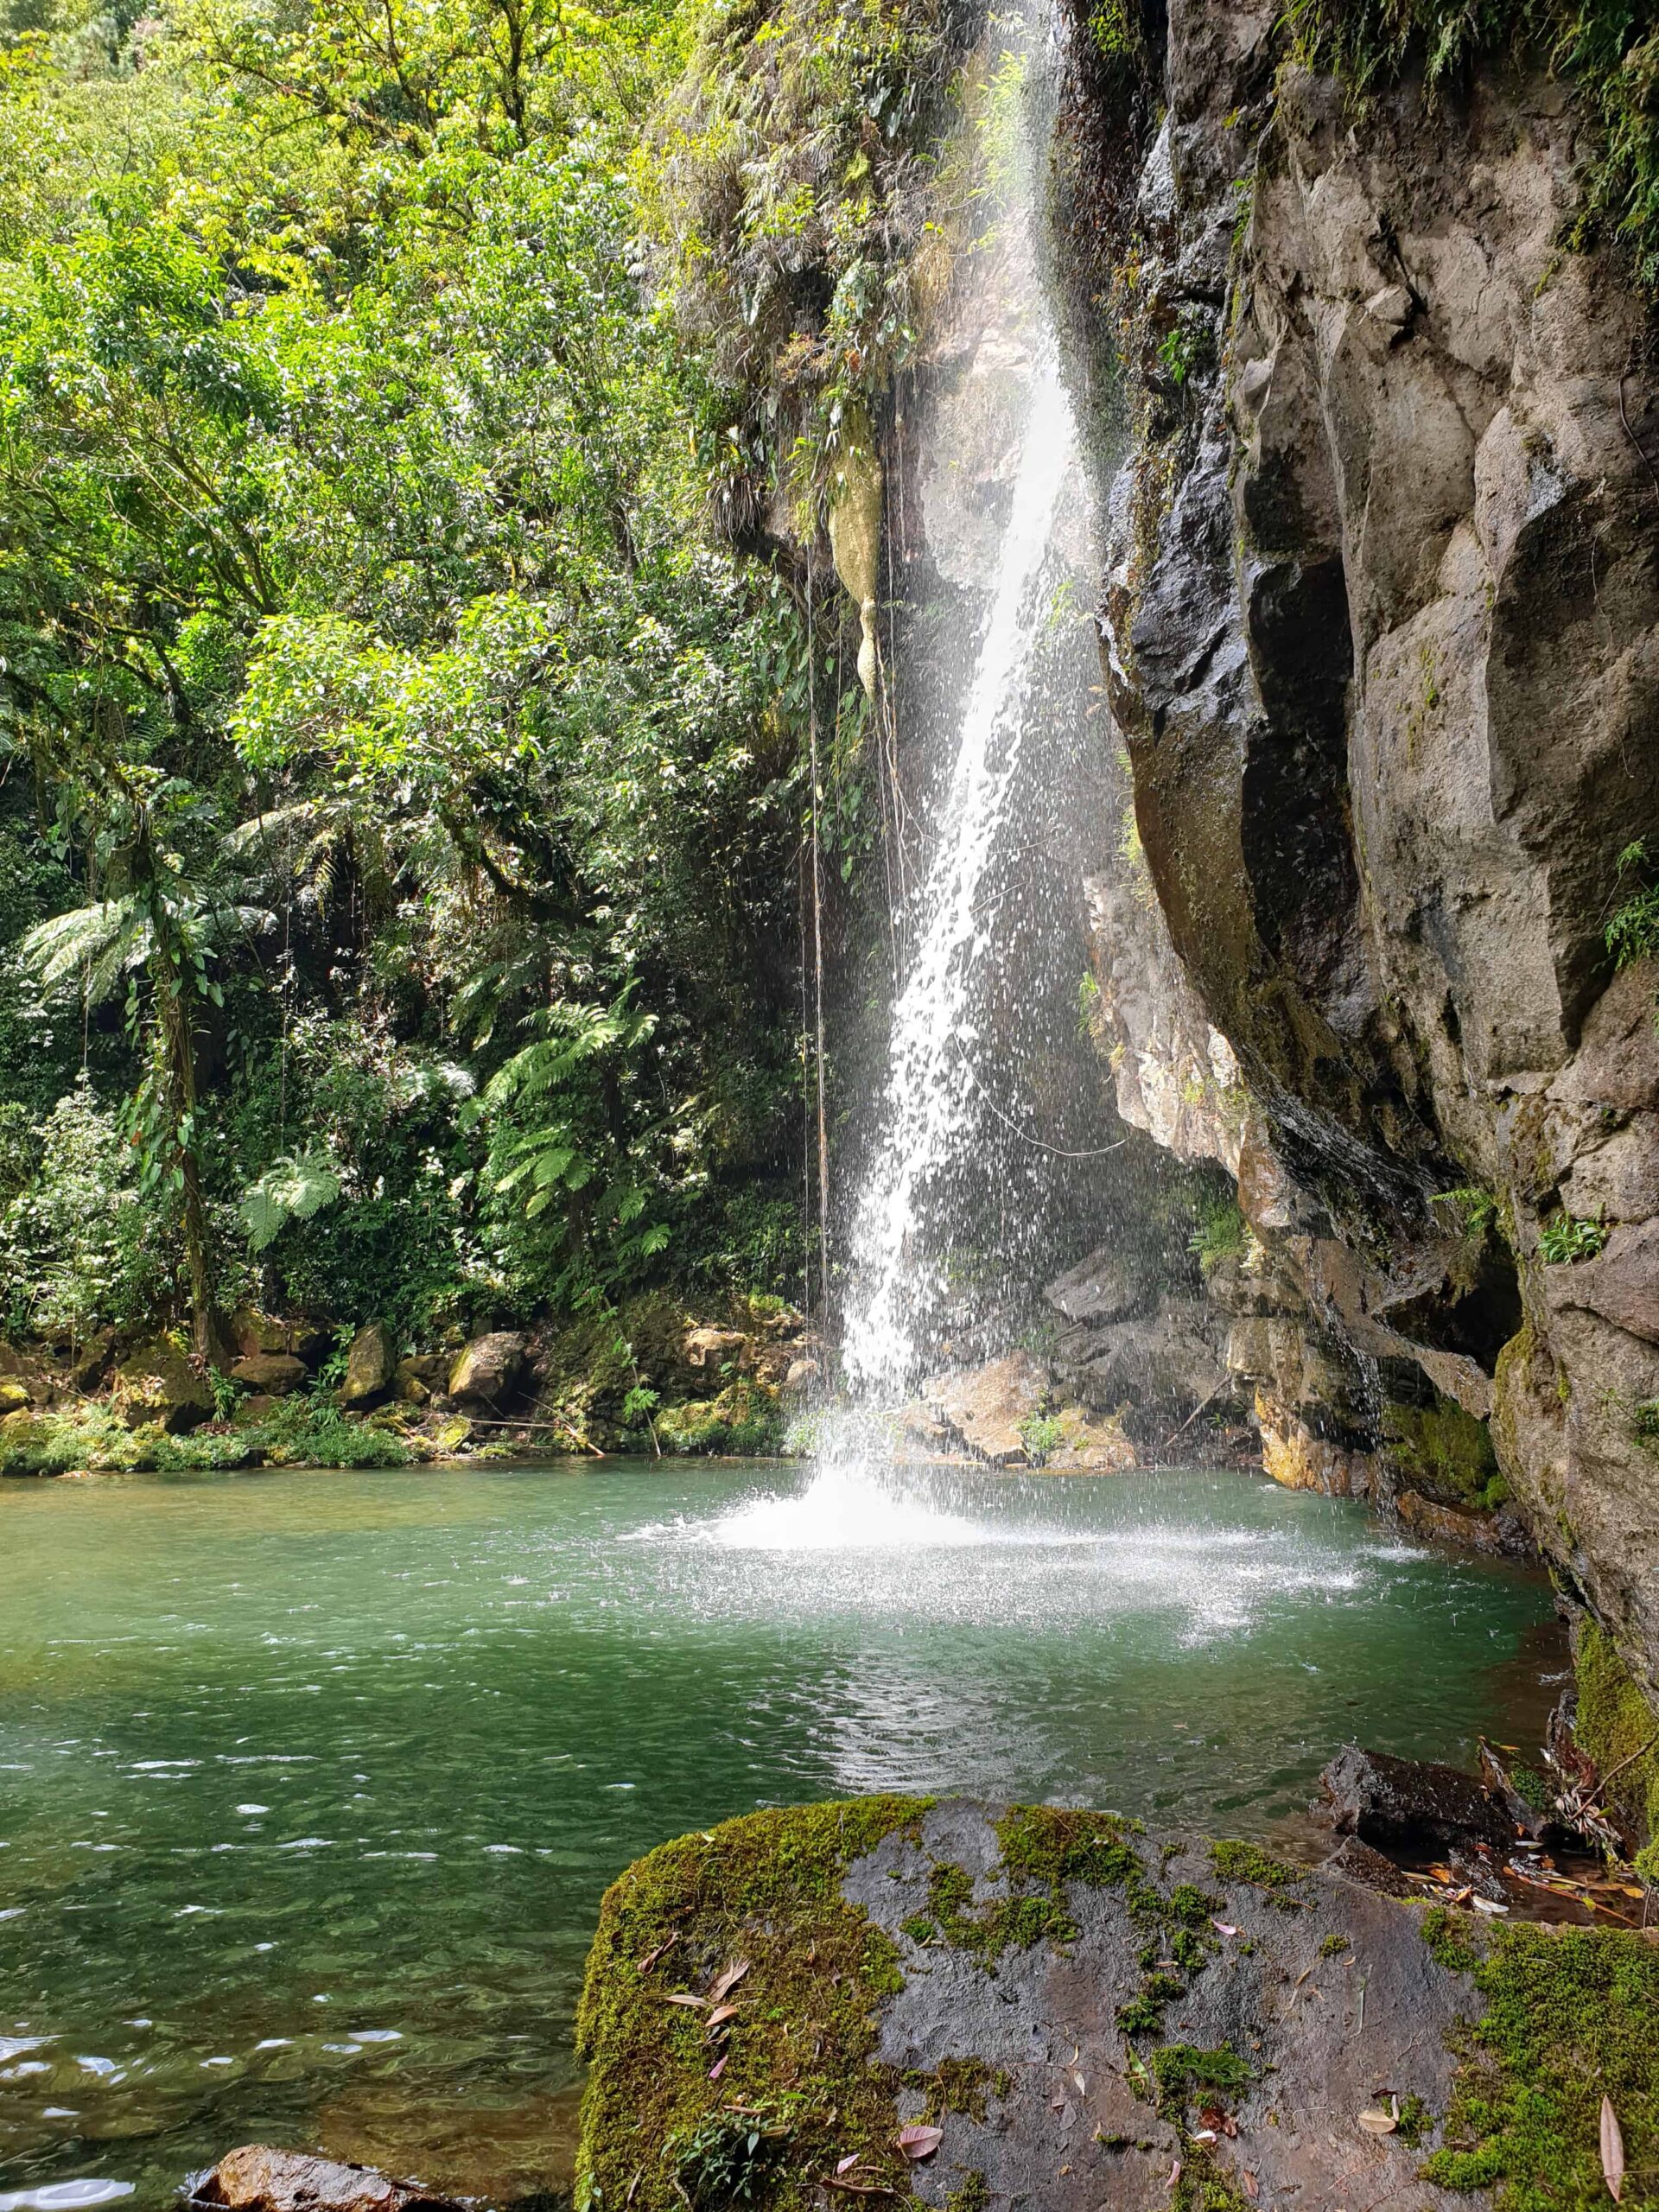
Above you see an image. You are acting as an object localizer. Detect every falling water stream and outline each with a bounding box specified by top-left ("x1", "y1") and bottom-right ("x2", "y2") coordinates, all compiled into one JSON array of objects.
[
  {"x1": 729, "y1": 331, "x2": 1083, "y2": 1542},
  {"x1": 840, "y1": 353, "x2": 1077, "y2": 1404}
]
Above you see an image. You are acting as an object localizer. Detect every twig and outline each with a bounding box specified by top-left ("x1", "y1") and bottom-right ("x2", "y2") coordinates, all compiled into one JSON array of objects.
[
  {"x1": 1595, "y1": 1732, "x2": 1657, "y2": 1791},
  {"x1": 1618, "y1": 370, "x2": 1659, "y2": 506},
  {"x1": 1156, "y1": 1380, "x2": 1228, "y2": 1458},
  {"x1": 448, "y1": 1414, "x2": 605, "y2": 1457}
]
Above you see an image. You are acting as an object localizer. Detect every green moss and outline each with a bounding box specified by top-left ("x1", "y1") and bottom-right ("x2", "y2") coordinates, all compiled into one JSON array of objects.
[
  {"x1": 1147, "y1": 2043, "x2": 1253, "y2": 2121},
  {"x1": 910, "y1": 1854, "x2": 1078, "y2": 1967},
  {"x1": 1170, "y1": 2153, "x2": 1255, "y2": 2210},
  {"x1": 1319, "y1": 1931, "x2": 1350, "y2": 1958},
  {"x1": 902, "y1": 2060, "x2": 1009, "y2": 2124},
  {"x1": 575, "y1": 1796, "x2": 931, "y2": 2212},
  {"x1": 1394, "y1": 2092, "x2": 1434, "y2": 2148},
  {"x1": 1573, "y1": 1621, "x2": 1659, "y2": 1857},
  {"x1": 1383, "y1": 1396, "x2": 1509, "y2": 1513},
  {"x1": 1419, "y1": 1916, "x2": 1659, "y2": 2206},
  {"x1": 944, "y1": 2174, "x2": 989, "y2": 2212},
  {"x1": 1209, "y1": 1839, "x2": 1305, "y2": 1891},
  {"x1": 656, "y1": 1377, "x2": 783, "y2": 1457}
]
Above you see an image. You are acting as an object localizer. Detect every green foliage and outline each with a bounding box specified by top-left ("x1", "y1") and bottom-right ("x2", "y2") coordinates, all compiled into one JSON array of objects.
[
  {"x1": 1419, "y1": 1914, "x2": 1659, "y2": 2206},
  {"x1": 0, "y1": 0, "x2": 857, "y2": 1346},
  {"x1": 1607, "y1": 842, "x2": 1659, "y2": 1029},
  {"x1": 1537, "y1": 1209, "x2": 1610, "y2": 1264},
  {"x1": 664, "y1": 2100, "x2": 800, "y2": 2208},
  {"x1": 1016, "y1": 1410, "x2": 1065, "y2": 1465},
  {"x1": 0, "y1": 1390, "x2": 410, "y2": 1472},
  {"x1": 1433, "y1": 1185, "x2": 1503, "y2": 1239},
  {"x1": 240, "y1": 1154, "x2": 343, "y2": 1254},
  {"x1": 1189, "y1": 1195, "x2": 1247, "y2": 1274}
]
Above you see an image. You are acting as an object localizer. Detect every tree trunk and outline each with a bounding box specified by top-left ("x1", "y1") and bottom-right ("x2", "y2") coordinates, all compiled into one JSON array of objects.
[{"x1": 150, "y1": 939, "x2": 217, "y2": 1362}]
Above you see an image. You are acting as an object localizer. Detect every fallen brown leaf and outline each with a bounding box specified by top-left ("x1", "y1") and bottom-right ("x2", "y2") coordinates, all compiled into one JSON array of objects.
[
  {"x1": 1357, "y1": 2109, "x2": 1398, "y2": 2135},
  {"x1": 705, "y1": 2003, "x2": 741, "y2": 2030},
  {"x1": 709, "y1": 1959, "x2": 752, "y2": 2005},
  {"x1": 896, "y1": 2125, "x2": 943, "y2": 2160},
  {"x1": 1602, "y1": 2094, "x2": 1625, "y2": 2203},
  {"x1": 664, "y1": 1993, "x2": 707, "y2": 2009}
]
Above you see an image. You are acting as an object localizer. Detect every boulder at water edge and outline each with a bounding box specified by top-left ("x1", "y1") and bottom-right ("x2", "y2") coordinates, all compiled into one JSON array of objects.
[
  {"x1": 113, "y1": 1336, "x2": 214, "y2": 1432},
  {"x1": 575, "y1": 1796, "x2": 1659, "y2": 2210},
  {"x1": 340, "y1": 1323, "x2": 397, "y2": 1407},
  {"x1": 447, "y1": 1330, "x2": 526, "y2": 1408},
  {"x1": 188, "y1": 2145, "x2": 466, "y2": 2212}
]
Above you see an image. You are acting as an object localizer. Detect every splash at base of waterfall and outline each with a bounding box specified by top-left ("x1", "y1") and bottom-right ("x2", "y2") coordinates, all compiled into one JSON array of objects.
[{"x1": 702, "y1": 1465, "x2": 990, "y2": 1551}]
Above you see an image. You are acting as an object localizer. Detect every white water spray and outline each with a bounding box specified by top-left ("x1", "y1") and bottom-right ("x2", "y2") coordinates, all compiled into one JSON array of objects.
[
  {"x1": 708, "y1": 347, "x2": 1078, "y2": 1549},
  {"x1": 840, "y1": 354, "x2": 1076, "y2": 1404}
]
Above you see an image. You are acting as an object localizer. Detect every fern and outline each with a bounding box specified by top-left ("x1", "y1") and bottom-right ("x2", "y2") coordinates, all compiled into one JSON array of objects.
[{"x1": 240, "y1": 1152, "x2": 344, "y2": 1252}]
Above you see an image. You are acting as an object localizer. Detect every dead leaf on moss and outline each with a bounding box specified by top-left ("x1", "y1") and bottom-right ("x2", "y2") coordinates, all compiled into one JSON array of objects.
[
  {"x1": 709, "y1": 1958, "x2": 751, "y2": 2004},
  {"x1": 1357, "y1": 2109, "x2": 1397, "y2": 2135},
  {"x1": 896, "y1": 2125, "x2": 943, "y2": 2159},
  {"x1": 1602, "y1": 2094, "x2": 1624, "y2": 2202}
]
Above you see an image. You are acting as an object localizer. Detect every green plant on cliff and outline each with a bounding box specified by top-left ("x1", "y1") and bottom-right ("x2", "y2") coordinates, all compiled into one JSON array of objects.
[
  {"x1": 1283, "y1": 0, "x2": 1659, "y2": 293},
  {"x1": 1537, "y1": 1209, "x2": 1610, "y2": 1264},
  {"x1": 1607, "y1": 840, "x2": 1659, "y2": 995}
]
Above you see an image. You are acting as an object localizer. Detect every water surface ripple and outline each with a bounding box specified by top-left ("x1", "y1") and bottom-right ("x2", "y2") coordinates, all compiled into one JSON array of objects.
[{"x1": 0, "y1": 1461, "x2": 1556, "y2": 2206}]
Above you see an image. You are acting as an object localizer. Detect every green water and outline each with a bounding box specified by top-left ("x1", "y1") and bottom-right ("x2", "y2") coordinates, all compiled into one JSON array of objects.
[{"x1": 0, "y1": 1459, "x2": 1557, "y2": 2209}]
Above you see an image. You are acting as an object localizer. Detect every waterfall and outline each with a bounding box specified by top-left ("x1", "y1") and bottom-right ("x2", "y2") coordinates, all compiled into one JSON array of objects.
[{"x1": 840, "y1": 354, "x2": 1077, "y2": 1407}]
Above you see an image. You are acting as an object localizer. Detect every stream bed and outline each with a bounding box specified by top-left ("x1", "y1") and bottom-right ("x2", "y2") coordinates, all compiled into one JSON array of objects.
[{"x1": 0, "y1": 1459, "x2": 1559, "y2": 2208}]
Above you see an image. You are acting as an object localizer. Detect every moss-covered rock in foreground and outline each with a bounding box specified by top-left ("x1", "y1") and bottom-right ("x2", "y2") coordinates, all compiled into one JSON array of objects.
[{"x1": 575, "y1": 1797, "x2": 1659, "y2": 2212}]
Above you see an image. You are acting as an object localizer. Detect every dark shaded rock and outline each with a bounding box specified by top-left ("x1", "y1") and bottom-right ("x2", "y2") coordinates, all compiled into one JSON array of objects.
[
  {"x1": 186, "y1": 2144, "x2": 467, "y2": 2211},
  {"x1": 229, "y1": 1352, "x2": 308, "y2": 1397},
  {"x1": 340, "y1": 1324, "x2": 397, "y2": 1408},
  {"x1": 447, "y1": 1331, "x2": 526, "y2": 1408},
  {"x1": 1042, "y1": 1243, "x2": 1147, "y2": 1325},
  {"x1": 232, "y1": 1306, "x2": 329, "y2": 1365},
  {"x1": 114, "y1": 1338, "x2": 213, "y2": 1433},
  {"x1": 1320, "y1": 1834, "x2": 1414, "y2": 1897},
  {"x1": 1322, "y1": 1745, "x2": 1515, "y2": 1853}
]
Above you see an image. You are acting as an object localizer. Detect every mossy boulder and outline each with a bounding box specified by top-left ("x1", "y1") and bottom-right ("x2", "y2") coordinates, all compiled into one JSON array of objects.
[
  {"x1": 340, "y1": 1322, "x2": 397, "y2": 1407},
  {"x1": 656, "y1": 1377, "x2": 782, "y2": 1456},
  {"x1": 577, "y1": 1796, "x2": 1659, "y2": 2212},
  {"x1": 113, "y1": 1336, "x2": 214, "y2": 1432}
]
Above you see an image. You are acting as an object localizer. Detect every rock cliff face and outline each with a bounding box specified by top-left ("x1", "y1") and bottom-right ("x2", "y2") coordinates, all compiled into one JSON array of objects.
[{"x1": 1056, "y1": 3, "x2": 1659, "y2": 1688}]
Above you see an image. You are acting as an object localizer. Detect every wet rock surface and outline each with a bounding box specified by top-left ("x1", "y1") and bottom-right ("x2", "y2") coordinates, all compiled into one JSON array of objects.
[
  {"x1": 1055, "y1": 0, "x2": 1659, "y2": 1688},
  {"x1": 186, "y1": 2145, "x2": 469, "y2": 2211},
  {"x1": 1321, "y1": 1745, "x2": 1516, "y2": 1856}
]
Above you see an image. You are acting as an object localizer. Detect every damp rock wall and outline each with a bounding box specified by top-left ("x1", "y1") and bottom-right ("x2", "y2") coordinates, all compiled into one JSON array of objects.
[{"x1": 1053, "y1": 0, "x2": 1659, "y2": 1691}]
